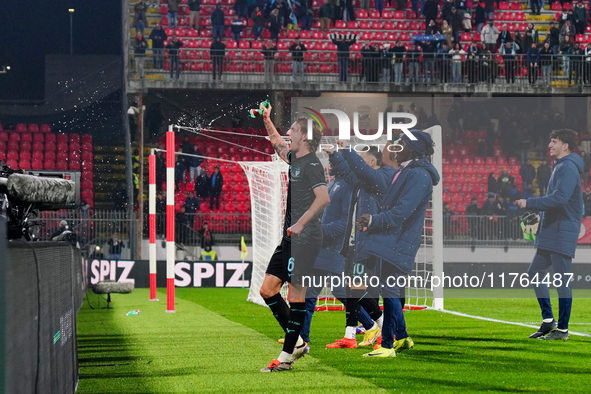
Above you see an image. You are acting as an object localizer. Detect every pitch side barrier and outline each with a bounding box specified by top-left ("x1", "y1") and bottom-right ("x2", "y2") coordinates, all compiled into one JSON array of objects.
[{"x1": 3, "y1": 240, "x2": 86, "y2": 393}]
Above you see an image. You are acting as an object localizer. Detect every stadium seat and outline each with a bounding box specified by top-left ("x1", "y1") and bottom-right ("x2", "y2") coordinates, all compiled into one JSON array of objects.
[
  {"x1": 40, "y1": 124, "x2": 51, "y2": 133},
  {"x1": 16, "y1": 124, "x2": 27, "y2": 132},
  {"x1": 357, "y1": 9, "x2": 368, "y2": 18},
  {"x1": 28, "y1": 124, "x2": 39, "y2": 133}
]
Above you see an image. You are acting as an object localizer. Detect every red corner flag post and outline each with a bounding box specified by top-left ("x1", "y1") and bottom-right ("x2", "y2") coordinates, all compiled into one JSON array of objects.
[
  {"x1": 166, "y1": 128, "x2": 176, "y2": 312},
  {"x1": 148, "y1": 150, "x2": 158, "y2": 301}
]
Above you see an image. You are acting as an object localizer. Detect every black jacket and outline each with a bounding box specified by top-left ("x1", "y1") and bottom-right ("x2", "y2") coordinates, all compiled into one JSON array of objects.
[
  {"x1": 289, "y1": 43, "x2": 307, "y2": 61},
  {"x1": 209, "y1": 172, "x2": 223, "y2": 195},
  {"x1": 149, "y1": 28, "x2": 168, "y2": 49},
  {"x1": 210, "y1": 41, "x2": 226, "y2": 57},
  {"x1": 211, "y1": 8, "x2": 225, "y2": 25}
]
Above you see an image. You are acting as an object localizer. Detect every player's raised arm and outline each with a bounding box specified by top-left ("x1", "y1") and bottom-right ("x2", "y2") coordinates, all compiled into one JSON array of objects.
[{"x1": 261, "y1": 103, "x2": 290, "y2": 164}]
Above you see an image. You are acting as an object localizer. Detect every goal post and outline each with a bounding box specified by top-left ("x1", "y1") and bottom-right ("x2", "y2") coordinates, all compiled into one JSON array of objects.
[{"x1": 243, "y1": 130, "x2": 443, "y2": 310}]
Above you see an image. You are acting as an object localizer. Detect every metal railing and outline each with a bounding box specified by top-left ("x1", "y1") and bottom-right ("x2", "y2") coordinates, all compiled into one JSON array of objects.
[{"x1": 128, "y1": 48, "x2": 591, "y2": 87}]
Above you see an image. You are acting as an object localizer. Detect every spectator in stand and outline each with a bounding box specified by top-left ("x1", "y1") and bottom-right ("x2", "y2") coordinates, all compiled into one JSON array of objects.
[
  {"x1": 526, "y1": 42, "x2": 540, "y2": 85},
  {"x1": 235, "y1": 0, "x2": 248, "y2": 18},
  {"x1": 166, "y1": 34, "x2": 184, "y2": 79},
  {"x1": 481, "y1": 193, "x2": 503, "y2": 239},
  {"x1": 419, "y1": 40, "x2": 438, "y2": 84},
  {"x1": 561, "y1": 35, "x2": 574, "y2": 82},
  {"x1": 425, "y1": 20, "x2": 439, "y2": 35},
  {"x1": 443, "y1": 202, "x2": 455, "y2": 238},
  {"x1": 196, "y1": 168, "x2": 210, "y2": 199},
  {"x1": 251, "y1": 7, "x2": 265, "y2": 40},
  {"x1": 583, "y1": 43, "x2": 591, "y2": 85},
  {"x1": 407, "y1": 42, "x2": 421, "y2": 83},
  {"x1": 526, "y1": 23, "x2": 539, "y2": 44},
  {"x1": 574, "y1": 1, "x2": 587, "y2": 35},
  {"x1": 134, "y1": 31, "x2": 148, "y2": 78},
  {"x1": 319, "y1": 0, "x2": 333, "y2": 32},
  {"x1": 441, "y1": 0, "x2": 454, "y2": 22},
  {"x1": 474, "y1": 1, "x2": 487, "y2": 33},
  {"x1": 540, "y1": 41, "x2": 554, "y2": 85},
  {"x1": 466, "y1": 197, "x2": 481, "y2": 239},
  {"x1": 422, "y1": 0, "x2": 439, "y2": 27},
  {"x1": 558, "y1": 8, "x2": 569, "y2": 29},
  {"x1": 449, "y1": 42, "x2": 465, "y2": 83},
  {"x1": 497, "y1": 168, "x2": 515, "y2": 198},
  {"x1": 441, "y1": 20, "x2": 453, "y2": 47},
  {"x1": 134, "y1": 0, "x2": 148, "y2": 36},
  {"x1": 380, "y1": 43, "x2": 393, "y2": 83},
  {"x1": 108, "y1": 233, "x2": 125, "y2": 260},
  {"x1": 462, "y1": 13, "x2": 472, "y2": 33},
  {"x1": 361, "y1": 42, "x2": 375, "y2": 82},
  {"x1": 547, "y1": 22, "x2": 560, "y2": 54},
  {"x1": 569, "y1": 41, "x2": 584, "y2": 85},
  {"x1": 175, "y1": 148, "x2": 186, "y2": 188},
  {"x1": 342, "y1": 0, "x2": 355, "y2": 21},
  {"x1": 484, "y1": 0, "x2": 494, "y2": 20},
  {"x1": 522, "y1": 30, "x2": 534, "y2": 54},
  {"x1": 520, "y1": 159, "x2": 536, "y2": 190},
  {"x1": 560, "y1": 19, "x2": 576, "y2": 44},
  {"x1": 500, "y1": 41, "x2": 517, "y2": 84},
  {"x1": 268, "y1": 9, "x2": 282, "y2": 41},
  {"x1": 230, "y1": 15, "x2": 244, "y2": 43},
  {"x1": 262, "y1": 39, "x2": 277, "y2": 82},
  {"x1": 301, "y1": 0, "x2": 314, "y2": 30},
  {"x1": 375, "y1": 0, "x2": 384, "y2": 15},
  {"x1": 167, "y1": 0, "x2": 180, "y2": 28},
  {"x1": 496, "y1": 23, "x2": 512, "y2": 47},
  {"x1": 530, "y1": 0, "x2": 541, "y2": 15},
  {"x1": 199, "y1": 221, "x2": 215, "y2": 248},
  {"x1": 211, "y1": 3, "x2": 225, "y2": 39},
  {"x1": 437, "y1": 42, "x2": 451, "y2": 83},
  {"x1": 289, "y1": 37, "x2": 307, "y2": 82},
  {"x1": 391, "y1": 40, "x2": 406, "y2": 84},
  {"x1": 448, "y1": 7, "x2": 463, "y2": 44},
  {"x1": 487, "y1": 171, "x2": 497, "y2": 194},
  {"x1": 454, "y1": 0, "x2": 467, "y2": 20},
  {"x1": 210, "y1": 37, "x2": 226, "y2": 81},
  {"x1": 149, "y1": 23, "x2": 168, "y2": 69},
  {"x1": 410, "y1": 0, "x2": 419, "y2": 18},
  {"x1": 188, "y1": 0, "x2": 201, "y2": 29},
  {"x1": 184, "y1": 191, "x2": 200, "y2": 215},
  {"x1": 465, "y1": 40, "x2": 480, "y2": 83},
  {"x1": 208, "y1": 166, "x2": 223, "y2": 210},
  {"x1": 360, "y1": 0, "x2": 369, "y2": 13},
  {"x1": 189, "y1": 144, "x2": 204, "y2": 182},
  {"x1": 480, "y1": 21, "x2": 500, "y2": 52},
  {"x1": 329, "y1": 33, "x2": 357, "y2": 82}
]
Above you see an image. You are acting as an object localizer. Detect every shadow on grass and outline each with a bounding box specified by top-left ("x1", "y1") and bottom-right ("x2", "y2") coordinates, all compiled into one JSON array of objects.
[{"x1": 81, "y1": 367, "x2": 195, "y2": 380}]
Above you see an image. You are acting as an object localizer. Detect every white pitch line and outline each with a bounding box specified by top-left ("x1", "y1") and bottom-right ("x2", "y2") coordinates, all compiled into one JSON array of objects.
[{"x1": 438, "y1": 309, "x2": 591, "y2": 338}]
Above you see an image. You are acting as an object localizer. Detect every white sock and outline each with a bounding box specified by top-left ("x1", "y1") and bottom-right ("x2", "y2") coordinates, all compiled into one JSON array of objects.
[
  {"x1": 369, "y1": 322, "x2": 379, "y2": 332},
  {"x1": 296, "y1": 336, "x2": 304, "y2": 347},
  {"x1": 345, "y1": 326, "x2": 357, "y2": 339},
  {"x1": 543, "y1": 318, "x2": 554, "y2": 323},
  {"x1": 278, "y1": 351, "x2": 292, "y2": 363},
  {"x1": 557, "y1": 328, "x2": 568, "y2": 332},
  {"x1": 376, "y1": 315, "x2": 384, "y2": 331}
]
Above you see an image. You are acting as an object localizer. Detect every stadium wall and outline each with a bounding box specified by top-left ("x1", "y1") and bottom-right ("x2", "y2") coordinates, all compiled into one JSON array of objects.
[{"x1": 4, "y1": 241, "x2": 86, "y2": 394}]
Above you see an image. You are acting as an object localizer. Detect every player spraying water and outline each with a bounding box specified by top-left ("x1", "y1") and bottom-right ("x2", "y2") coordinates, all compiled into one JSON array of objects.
[{"x1": 258, "y1": 102, "x2": 330, "y2": 372}]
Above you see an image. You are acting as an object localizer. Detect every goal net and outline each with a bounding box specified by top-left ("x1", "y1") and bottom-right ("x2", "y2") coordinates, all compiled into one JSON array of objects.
[{"x1": 242, "y1": 128, "x2": 443, "y2": 310}]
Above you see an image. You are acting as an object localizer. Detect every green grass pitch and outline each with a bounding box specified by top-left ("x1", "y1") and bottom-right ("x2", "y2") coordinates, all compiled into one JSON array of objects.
[{"x1": 77, "y1": 288, "x2": 591, "y2": 393}]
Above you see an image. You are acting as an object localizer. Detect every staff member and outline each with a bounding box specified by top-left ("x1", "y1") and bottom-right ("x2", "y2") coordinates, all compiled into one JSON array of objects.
[{"x1": 516, "y1": 129, "x2": 584, "y2": 340}]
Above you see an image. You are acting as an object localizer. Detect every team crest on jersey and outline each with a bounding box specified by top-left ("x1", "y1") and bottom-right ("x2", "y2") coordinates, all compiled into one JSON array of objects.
[{"x1": 294, "y1": 168, "x2": 301, "y2": 177}]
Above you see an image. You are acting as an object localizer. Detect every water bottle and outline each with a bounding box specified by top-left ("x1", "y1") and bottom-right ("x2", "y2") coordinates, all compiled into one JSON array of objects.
[{"x1": 126, "y1": 310, "x2": 140, "y2": 316}]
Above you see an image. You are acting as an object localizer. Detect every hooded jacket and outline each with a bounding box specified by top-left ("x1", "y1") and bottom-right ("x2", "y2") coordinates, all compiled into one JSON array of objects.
[
  {"x1": 313, "y1": 177, "x2": 352, "y2": 274},
  {"x1": 329, "y1": 150, "x2": 395, "y2": 263},
  {"x1": 362, "y1": 157, "x2": 440, "y2": 274},
  {"x1": 526, "y1": 153, "x2": 584, "y2": 258}
]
